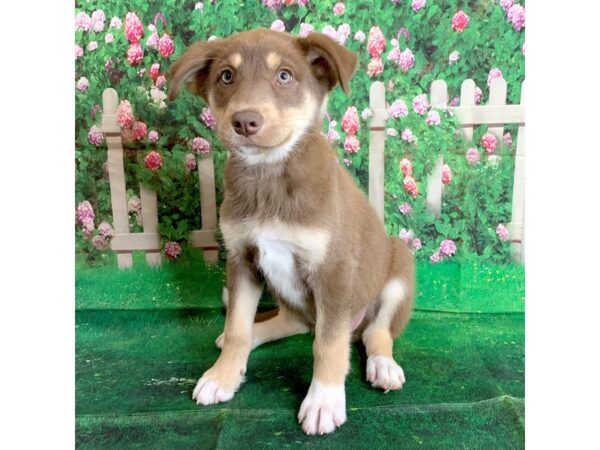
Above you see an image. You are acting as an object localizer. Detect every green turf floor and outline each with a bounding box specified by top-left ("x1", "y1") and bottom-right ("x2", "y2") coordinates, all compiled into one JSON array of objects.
[{"x1": 75, "y1": 250, "x2": 525, "y2": 449}]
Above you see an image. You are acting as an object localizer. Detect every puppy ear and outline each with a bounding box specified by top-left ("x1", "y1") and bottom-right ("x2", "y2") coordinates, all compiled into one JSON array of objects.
[
  {"x1": 168, "y1": 41, "x2": 216, "y2": 101},
  {"x1": 297, "y1": 33, "x2": 357, "y2": 94}
]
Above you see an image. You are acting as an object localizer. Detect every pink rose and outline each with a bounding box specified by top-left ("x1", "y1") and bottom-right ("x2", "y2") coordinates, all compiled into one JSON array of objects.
[
  {"x1": 399, "y1": 158, "x2": 412, "y2": 177},
  {"x1": 496, "y1": 223, "x2": 509, "y2": 241},
  {"x1": 87, "y1": 41, "x2": 98, "y2": 52},
  {"x1": 262, "y1": 0, "x2": 284, "y2": 10},
  {"x1": 149, "y1": 63, "x2": 160, "y2": 81},
  {"x1": 439, "y1": 239, "x2": 457, "y2": 257},
  {"x1": 327, "y1": 129, "x2": 341, "y2": 142},
  {"x1": 367, "y1": 57, "x2": 384, "y2": 77},
  {"x1": 322, "y1": 25, "x2": 338, "y2": 41},
  {"x1": 165, "y1": 241, "x2": 182, "y2": 259},
  {"x1": 75, "y1": 12, "x2": 92, "y2": 32},
  {"x1": 333, "y1": 2, "x2": 345, "y2": 15},
  {"x1": 127, "y1": 196, "x2": 142, "y2": 215},
  {"x1": 449, "y1": 50, "x2": 460, "y2": 64},
  {"x1": 426, "y1": 110, "x2": 441, "y2": 125},
  {"x1": 117, "y1": 100, "x2": 134, "y2": 129},
  {"x1": 157, "y1": 34, "x2": 174, "y2": 58},
  {"x1": 354, "y1": 30, "x2": 366, "y2": 42},
  {"x1": 442, "y1": 164, "x2": 452, "y2": 185},
  {"x1": 76, "y1": 77, "x2": 89, "y2": 92},
  {"x1": 507, "y1": 4, "x2": 525, "y2": 31},
  {"x1": 148, "y1": 130, "x2": 159, "y2": 143},
  {"x1": 451, "y1": 10, "x2": 470, "y2": 32},
  {"x1": 270, "y1": 19, "x2": 285, "y2": 32},
  {"x1": 501, "y1": 0, "x2": 514, "y2": 12},
  {"x1": 475, "y1": 86, "x2": 483, "y2": 104},
  {"x1": 76, "y1": 200, "x2": 95, "y2": 224},
  {"x1": 200, "y1": 107, "x2": 218, "y2": 129},
  {"x1": 98, "y1": 221, "x2": 114, "y2": 238},
  {"x1": 361, "y1": 108, "x2": 373, "y2": 120},
  {"x1": 399, "y1": 228, "x2": 413, "y2": 243},
  {"x1": 88, "y1": 125, "x2": 104, "y2": 146},
  {"x1": 388, "y1": 100, "x2": 408, "y2": 119},
  {"x1": 336, "y1": 24, "x2": 351, "y2": 45},
  {"x1": 398, "y1": 48, "x2": 415, "y2": 72},
  {"x1": 155, "y1": 75, "x2": 167, "y2": 89},
  {"x1": 144, "y1": 151, "x2": 163, "y2": 170},
  {"x1": 343, "y1": 134, "x2": 360, "y2": 153},
  {"x1": 342, "y1": 106, "x2": 360, "y2": 134},
  {"x1": 91, "y1": 10, "x2": 105, "y2": 32},
  {"x1": 412, "y1": 0, "x2": 426, "y2": 12},
  {"x1": 299, "y1": 23, "x2": 315, "y2": 37},
  {"x1": 403, "y1": 176, "x2": 419, "y2": 198},
  {"x1": 401, "y1": 129, "x2": 415, "y2": 143},
  {"x1": 133, "y1": 121, "x2": 147, "y2": 140},
  {"x1": 412, "y1": 94, "x2": 429, "y2": 115},
  {"x1": 125, "y1": 12, "x2": 144, "y2": 43},
  {"x1": 399, "y1": 202, "x2": 412, "y2": 215},
  {"x1": 387, "y1": 80, "x2": 395, "y2": 91},
  {"x1": 127, "y1": 43, "x2": 144, "y2": 65},
  {"x1": 387, "y1": 128, "x2": 398, "y2": 137},
  {"x1": 466, "y1": 147, "x2": 480, "y2": 164},
  {"x1": 146, "y1": 33, "x2": 159, "y2": 49},
  {"x1": 192, "y1": 137, "x2": 211, "y2": 154},
  {"x1": 75, "y1": 45, "x2": 83, "y2": 60},
  {"x1": 481, "y1": 133, "x2": 498, "y2": 154},
  {"x1": 367, "y1": 26, "x2": 386, "y2": 58},
  {"x1": 105, "y1": 33, "x2": 114, "y2": 44},
  {"x1": 109, "y1": 16, "x2": 122, "y2": 29},
  {"x1": 411, "y1": 238, "x2": 422, "y2": 251},
  {"x1": 503, "y1": 132, "x2": 513, "y2": 147},
  {"x1": 487, "y1": 68, "x2": 503, "y2": 86},
  {"x1": 186, "y1": 153, "x2": 197, "y2": 170},
  {"x1": 429, "y1": 251, "x2": 441, "y2": 263}
]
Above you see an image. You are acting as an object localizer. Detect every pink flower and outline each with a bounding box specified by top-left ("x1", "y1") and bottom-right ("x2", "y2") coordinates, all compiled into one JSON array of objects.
[
  {"x1": 333, "y1": 2, "x2": 345, "y2": 15},
  {"x1": 426, "y1": 110, "x2": 441, "y2": 125},
  {"x1": 411, "y1": 238, "x2": 422, "y2": 251},
  {"x1": 449, "y1": 97, "x2": 460, "y2": 107},
  {"x1": 399, "y1": 202, "x2": 412, "y2": 215},
  {"x1": 88, "y1": 125, "x2": 104, "y2": 146},
  {"x1": 262, "y1": 0, "x2": 284, "y2": 10},
  {"x1": 75, "y1": 45, "x2": 83, "y2": 60},
  {"x1": 451, "y1": 10, "x2": 470, "y2": 32},
  {"x1": 155, "y1": 75, "x2": 167, "y2": 89},
  {"x1": 367, "y1": 57, "x2": 384, "y2": 77},
  {"x1": 98, "y1": 221, "x2": 114, "y2": 238},
  {"x1": 127, "y1": 43, "x2": 144, "y2": 65},
  {"x1": 133, "y1": 121, "x2": 147, "y2": 140},
  {"x1": 299, "y1": 23, "x2": 315, "y2": 37},
  {"x1": 87, "y1": 41, "x2": 98, "y2": 52},
  {"x1": 76, "y1": 200, "x2": 95, "y2": 224},
  {"x1": 125, "y1": 12, "x2": 144, "y2": 43},
  {"x1": 412, "y1": 94, "x2": 429, "y2": 115},
  {"x1": 145, "y1": 130, "x2": 158, "y2": 144},
  {"x1": 501, "y1": 0, "x2": 514, "y2": 12},
  {"x1": 127, "y1": 196, "x2": 142, "y2": 214},
  {"x1": 439, "y1": 239, "x2": 457, "y2": 257},
  {"x1": 398, "y1": 48, "x2": 415, "y2": 72},
  {"x1": 466, "y1": 147, "x2": 480, "y2": 164},
  {"x1": 144, "y1": 151, "x2": 163, "y2": 171},
  {"x1": 388, "y1": 100, "x2": 408, "y2": 118},
  {"x1": 481, "y1": 133, "x2": 498, "y2": 154},
  {"x1": 201, "y1": 107, "x2": 218, "y2": 129},
  {"x1": 503, "y1": 132, "x2": 513, "y2": 147},
  {"x1": 270, "y1": 19, "x2": 286, "y2": 32},
  {"x1": 387, "y1": 128, "x2": 398, "y2": 137},
  {"x1": 399, "y1": 158, "x2": 412, "y2": 177},
  {"x1": 117, "y1": 100, "x2": 134, "y2": 129},
  {"x1": 475, "y1": 86, "x2": 483, "y2": 104},
  {"x1": 442, "y1": 164, "x2": 452, "y2": 185},
  {"x1": 165, "y1": 241, "x2": 182, "y2": 259},
  {"x1": 90, "y1": 104, "x2": 101, "y2": 119},
  {"x1": 146, "y1": 32, "x2": 159, "y2": 48},
  {"x1": 399, "y1": 228, "x2": 413, "y2": 243},
  {"x1": 76, "y1": 77, "x2": 89, "y2": 92},
  {"x1": 327, "y1": 129, "x2": 341, "y2": 142},
  {"x1": 336, "y1": 24, "x2": 351, "y2": 45},
  {"x1": 192, "y1": 137, "x2": 211, "y2": 154},
  {"x1": 367, "y1": 26, "x2": 386, "y2": 58},
  {"x1": 92, "y1": 235, "x2": 109, "y2": 250},
  {"x1": 75, "y1": 12, "x2": 92, "y2": 32},
  {"x1": 403, "y1": 176, "x2": 419, "y2": 198},
  {"x1": 195, "y1": 2, "x2": 204, "y2": 10},
  {"x1": 449, "y1": 50, "x2": 460, "y2": 64},
  {"x1": 354, "y1": 30, "x2": 366, "y2": 42},
  {"x1": 361, "y1": 108, "x2": 373, "y2": 120},
  {"x1": 186, "y1": 153, "x2": 197, "y2": 170},
  {"x1": 487, "y1": 68, "x2": 503, "y2": 86},
  {"x1": 507, "y1": 4, "x2": 525, "y2": 31},
  {"x1": 322, "y1": 25, "x2": 338, "y2": 41},
  {"x1": 343, "y1": 134, "x2": 360, "y2": 153},
  {"x1": 496, "y1": 223, "x2": 509, "y2": 241},
  {"x1": 342, "y1": 106, "x2": 360, "y2": 134},
  {"x1": 412, "y1": 0, "x2": 426, "y2": 12},
  {"x1": 91, "y1": 10, "x2": 106, "y2": 32},
  {"x1": 105, "y1": 33, "x2": 114, "y2": 44},
  {"x1": 149, "y1": 63, "x2": 160, "y2": 81},
  {"x1": 429, "y1": 251, "x2": 441, "y2": 263},
  {"x1": 387, "y1": 80, "x2": 395, "y2": 91},
  {"x1": 109, "y1": 16, "x2": 122, "y2": 29},
  {"x1": 401, "y1": 129, "x2": 415, "y2": 142},
  {"x1": 158, "y1": 34, "x2": 174, "y2": 58}
]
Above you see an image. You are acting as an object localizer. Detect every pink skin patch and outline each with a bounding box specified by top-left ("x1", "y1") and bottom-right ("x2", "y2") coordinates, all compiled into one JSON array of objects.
[{"x1": 351, "y1": 306, "x2": 368, "y2": 331}]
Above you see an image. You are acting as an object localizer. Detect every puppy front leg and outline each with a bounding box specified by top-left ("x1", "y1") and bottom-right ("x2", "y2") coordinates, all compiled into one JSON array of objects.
[
  {"x1": 298, "y1": 306, "x2": 351, "y2": 435},
  {"x1": 193, "y1": 258, "x2": 262, "y2": 405}
]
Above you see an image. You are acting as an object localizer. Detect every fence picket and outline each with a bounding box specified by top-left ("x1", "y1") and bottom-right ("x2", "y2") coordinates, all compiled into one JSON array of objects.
[
  {"x1": 487, "y1": 77, "x2": 508, "y2": 140},
  {"x1": 459, "y1": 79, "x2": 476, "y2": 142},
  {"x1": 198, "y1": 154, "x2": 219, "y2": 263},
  {"x1": 426, "y1": 80, "x2": 448, "y2": 219},
  {"x1": 140, "y1": 184, "x2": 162, "y2": 266},
  {"x1": 368, "y1": 81, "x2": 387, "y2": 223},
  {"x1": 510, "y1": 80, "x2": 526, "y2": 262}
]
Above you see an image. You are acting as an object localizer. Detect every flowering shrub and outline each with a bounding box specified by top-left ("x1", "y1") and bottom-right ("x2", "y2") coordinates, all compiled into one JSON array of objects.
[{"x1": 75, "y1": 0, "x2": 524, "y2": 265}]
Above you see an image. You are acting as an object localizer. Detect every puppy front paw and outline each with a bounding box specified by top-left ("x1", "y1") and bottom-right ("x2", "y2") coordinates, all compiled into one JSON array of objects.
[
  {"x1": 366, "y1": 355, "x2": 405, "y2": 391},
  {"x1": 297, "y1": 380, "x2": 346, "y2": 435},
  {"x1": 192, "y1": 363, "x2": 244, "y2": 405}
]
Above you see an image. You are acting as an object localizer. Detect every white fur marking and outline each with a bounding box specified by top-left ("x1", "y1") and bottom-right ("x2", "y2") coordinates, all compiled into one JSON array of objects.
[
  {"x1": 370, "y1": 278, "x2": 407, "y2": 330},
  {"x1": 366, "y1": 355, "x2": 405, "y2": 391},
  {"x1": 298, "y1": 379, "x2": 346, "y2": 435},
  {"x1": 192, "y1": 379, "x2": 234, "y2": 405}
]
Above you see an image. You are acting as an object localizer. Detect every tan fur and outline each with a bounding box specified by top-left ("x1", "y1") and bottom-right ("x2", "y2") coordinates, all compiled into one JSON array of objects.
[{"x1": 169, "y1": 29, "x2": 415, "y2": 428}]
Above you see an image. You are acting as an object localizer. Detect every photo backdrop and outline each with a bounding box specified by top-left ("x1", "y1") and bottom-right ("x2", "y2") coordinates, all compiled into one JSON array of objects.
[{"x1": 74, "y1": 0, "x2": 525, "y2": 265}]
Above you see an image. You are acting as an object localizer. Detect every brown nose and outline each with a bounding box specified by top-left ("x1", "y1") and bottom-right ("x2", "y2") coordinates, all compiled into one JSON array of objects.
[{"x1": 231, "y1": 110, "x2": 264, "y2": 137}]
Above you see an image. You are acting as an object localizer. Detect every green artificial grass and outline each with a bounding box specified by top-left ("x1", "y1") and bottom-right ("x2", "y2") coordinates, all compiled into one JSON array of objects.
[{"x1": 75, "y1": 249, "x2": 525, "y2": 448}]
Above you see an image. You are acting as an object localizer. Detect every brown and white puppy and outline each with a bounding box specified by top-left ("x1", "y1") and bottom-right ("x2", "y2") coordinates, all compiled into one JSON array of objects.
[{"x1": 169, "y1": 29, "x2": 414, "y2": 435}]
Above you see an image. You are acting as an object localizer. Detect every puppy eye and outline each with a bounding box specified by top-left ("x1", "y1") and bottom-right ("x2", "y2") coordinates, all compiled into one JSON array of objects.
[
  {"x1": 277, "y1": 69, "x2": 292, "y2": 84},
  {"x1": 221, "y1": 69, "x2": 234, "y2": 84}
]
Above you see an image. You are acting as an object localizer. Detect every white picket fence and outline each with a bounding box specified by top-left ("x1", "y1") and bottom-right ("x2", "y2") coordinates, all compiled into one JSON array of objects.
[{"x1": 368, "y1": 77, "x2": 525, "y2": 262}]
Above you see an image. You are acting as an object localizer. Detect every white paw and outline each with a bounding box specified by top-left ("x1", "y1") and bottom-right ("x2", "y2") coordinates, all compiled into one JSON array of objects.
[
  {"x1": 192, "y1": 378, "x2": 234, "y2": 405},
  {"x1": 366, "y1": 355, "x2": 405, "y2": 391},
  {"x1": 297, "y1": 379, "x2": 346, "y2": 435}
]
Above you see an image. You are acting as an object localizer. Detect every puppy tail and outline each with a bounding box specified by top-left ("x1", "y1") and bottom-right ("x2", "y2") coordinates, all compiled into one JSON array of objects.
[{"x1": 221, "y1": 287, "x2": 280, "y2": 323}]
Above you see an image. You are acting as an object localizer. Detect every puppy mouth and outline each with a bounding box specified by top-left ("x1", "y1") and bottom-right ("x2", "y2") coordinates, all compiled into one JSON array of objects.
[{"x1": 230, "y1": 132, "x2": 292, "y2": 153}]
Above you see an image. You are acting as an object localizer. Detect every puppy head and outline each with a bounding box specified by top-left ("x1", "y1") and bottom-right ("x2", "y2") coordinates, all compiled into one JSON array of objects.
[{"x1": 168, "y1": 29, "x2": 357, "y2": 163}]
